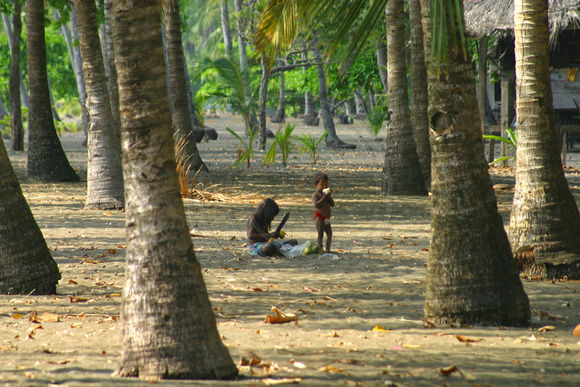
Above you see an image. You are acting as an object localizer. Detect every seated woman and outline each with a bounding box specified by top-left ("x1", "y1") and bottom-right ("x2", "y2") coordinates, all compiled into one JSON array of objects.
[{"x1": 247, "y1": 198, "x2": 297, "y2": 256}]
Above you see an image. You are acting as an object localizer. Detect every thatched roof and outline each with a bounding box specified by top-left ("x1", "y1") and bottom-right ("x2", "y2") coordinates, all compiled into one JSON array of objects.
[{"x1": 464, "y1": 0, "x2": 580, "y2": 44}]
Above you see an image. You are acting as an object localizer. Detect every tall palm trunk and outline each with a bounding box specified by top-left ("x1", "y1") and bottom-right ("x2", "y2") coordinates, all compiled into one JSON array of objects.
[
  {"x1": 421, "y1": 0, "x2": 529, "y2": 325},
  {"x1": 164, "y1": 0, "x2": 207, "y2": 171},
  {"x1": 221, "y1": 0, "x2": 234, "y2": 60},
  {"x1": 376, "y1": 34, "x2": 388, "y2": 93},
  {"x1": 8, "y1": 1, "x2": 24, "y2": 151},
  {"x1": 104, "y1": 0, "x2": 120, "y2": 127},
  {"x1": 74, "y1": 0, "x2": 124, "y2": 210},
  {"x1": 0, "y1": 136, "x2": 61, "y2": 294},
  {"x1": 271, "y1": 60, "x2": 286, "y2": 123},
  {"x1": 111, "y1": 1, "x2": 237, "y2": 380},
  {"x1": 26, "y1": 0, "x2": 79, "y2": 182},
  {"x1": 383, "y1": 0, "x2": 426, "y2": 195},
  {"x1": 409, "y1": 0, "x2": 430, "y2": 188},
  {"x1": 258, "y1": 53, "x2": 271, "y2": 149},
  {"x1": 2, "y1": 11, "x2": 29, "y2": 109},
  {"x1": 314, "y1": 48, "x2": 355, "y2": 149},
  {"x1": 509, "y1": 0, "x2": 580, "y2": 278}
]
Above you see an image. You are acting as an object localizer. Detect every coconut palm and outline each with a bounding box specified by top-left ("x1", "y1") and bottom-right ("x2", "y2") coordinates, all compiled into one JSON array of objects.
[
  {"x1": 164, "y1": 0, "x2": 208, "y2": 172},
  {"x1": 111, "y1": 1, "x2": 237, "y2": 379},
  {"x1": 256, "y1": 0, "x2": 530, "y2": 326},
  {"x1": 26, "y1": 0, "x2": 79, "y2": 182},
  {"x1": 383, "y1": 0, "x2": 427, "y2": 195},
  {"x1": 509, "y1": 0, "x2": 580, "y2": 278},
  {"x1": 74, "y1": 0, "x2": 124, "y2": 210},
  {"x1": 7, "y1": 0, "x2": 24, "y2": 151},
  {"x1": 0, "y1": 136, "x2": 61, "y2": 294}
]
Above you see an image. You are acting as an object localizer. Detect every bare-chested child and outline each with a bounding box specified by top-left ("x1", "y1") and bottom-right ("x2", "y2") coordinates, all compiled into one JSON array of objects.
[
  {"x1": 312, "y1": 171, "x2": 335, "y2": 252},
  {"x1": 247, "y1": 198, "x2": 297, "y2": 257}
]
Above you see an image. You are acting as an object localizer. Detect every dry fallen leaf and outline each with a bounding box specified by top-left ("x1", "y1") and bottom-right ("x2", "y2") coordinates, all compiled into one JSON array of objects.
[
  {"x1": 372, "y1": 325, "x2": 390, "y2": 332},
  {"x1": 439, "y1": 365, "x2": 459, "y2": 376},
  {"x1": 538, "y1": 325, "x2": 557, "y2": 332},
  {"x1": 37, "y1": 313, "x2": 59, "y2": 323},
  {"x1": 69, "y1": 296, "x2": 89, "y2": 303},
  {"x1": 456, "y1": 335, "x2": 483, "y2": 343},
  {"x1": 264, "y1": 306, "x2": 298, "y2": 324},
  {"x1": 263, "y1": 378, "x2": 301, "y2": 385},
  {"x1": 107, "y1": 248, "x2": 117, "y2": 254},
  {"x1": 573, "y1": 324, "x2": 580, "y2": 336}
]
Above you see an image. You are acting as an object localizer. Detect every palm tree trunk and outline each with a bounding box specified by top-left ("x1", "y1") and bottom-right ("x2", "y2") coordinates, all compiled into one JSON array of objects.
[
  {"x1": 2, "y1": 11, "x2": 29, "y2": 109},
  {"x1": 164, "y1": 0, "x2": 207, "y2": 171},
  {"x1": 69, "y1": 8, "x2": 90, "y2": 144},
  {"x1": 376, "y1": 34, "x2": 388, "y2": 93},
  {"x1": 221, "y1": 0, "x2": 234, "y2": 60},
  {"x1": 26, "y1": 0, "x2": 79, "y2": 182},
  {"x1": 409, "y1": 0, "x2": 431, "y2": 188},
  {"x1": 509, "y1": 0, "x2": 580, "y2": 279},
  {"x1": 74, "y1": 0, "x2": 124, "y2": 210},
  {"x1": 421, "y1": 0, "x2": 530, "y2": 326},
  {"x1": 111, "y1": 1, "x2": 237, "y2": 379},
  {"x1": 383, "y1": 0, "x2": 427, "y2": 195},
  {"x1": 314, "y1": 48, "x2": 355, "y2": 149},
  {"x1": 259, "y1": 53, "x2": 271, "y2": 149},
  {"x1": 0, "y1": 135, "x2": 61, "y2": 294},
  {"x1": 301, "y1": 50, "x2": 319, "y2": 126},
  {"x1": 104, "y1": 0, "x2": 120, "y2": 127},
  {"x1": 271, "y1": 60, "x2": 286, "y2": 123},
  {"x1": 8, "y1": 1, "x2": 24, "y2": 151}
]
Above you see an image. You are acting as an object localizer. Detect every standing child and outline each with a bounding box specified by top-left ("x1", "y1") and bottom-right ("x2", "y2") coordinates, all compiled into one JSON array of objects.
[
  {"x1": 312, "y1": 171, "x2": 335, "y2": 252},
  {"x1": 247, "y1": 198, "x2": 297, "y2": 256}
]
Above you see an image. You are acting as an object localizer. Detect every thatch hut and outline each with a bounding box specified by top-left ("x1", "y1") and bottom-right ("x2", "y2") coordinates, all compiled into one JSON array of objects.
[{"x1": 463, "y1": 0, "x2": 580, "y2": 159}]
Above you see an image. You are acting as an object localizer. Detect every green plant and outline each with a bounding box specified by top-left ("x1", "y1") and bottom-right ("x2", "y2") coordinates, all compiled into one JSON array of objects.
[
  {"x1": 263, "y1": 123, "x2": 295, "y2": 166},
  {"x1": 295, "y1": 130, "x2": 329, "y2": 165},
  {"x1": 227, "y1": 126, "x2": 260, "y2": 169},
  {"x1": 483, "y1": 127, "x2": 517, "y2": 164}
]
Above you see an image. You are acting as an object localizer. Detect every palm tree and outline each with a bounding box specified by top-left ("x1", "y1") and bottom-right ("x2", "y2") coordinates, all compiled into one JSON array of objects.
[
  {"x1": 420, "y1": 0, "x2": 529, "y2": 325},
  {"x1": 74, "y1": 0, "x2": 124, "y2": 210},
  {"x1": 256, "y1": 0, "x2": 530, "y2": 326},
  {"x1": 8, "y1": 0, "x2": 24, "y2": 151},
  {"x1": 509, "y1": 0, "x2": 580, "y2": 278},
  {"x1": 220, "y1": 0, "x2": 234, "y2": 60},
  {"x1": 0, "y1": 136, "x2": 61, "y2": 294},
  {"x1": 111, "y1": 1, "x2": 237, "y2": 380},
  {"x1": 164, "y1": 0, "x2": 208, "y2": 172},
  {"x1": 26, "y1": 0, "x2": 79, "y2": 182},
  {"x1": 409, "y1": 0, "x2": 431, "y2": 188},
  {"x1": 383, "y1": 0, "x2": 427, "y2": 195}
]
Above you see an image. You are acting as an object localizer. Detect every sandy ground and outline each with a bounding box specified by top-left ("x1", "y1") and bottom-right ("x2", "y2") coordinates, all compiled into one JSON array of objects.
[{"x1": 2, "y1": 115, "x2": 580, "y2": 386}]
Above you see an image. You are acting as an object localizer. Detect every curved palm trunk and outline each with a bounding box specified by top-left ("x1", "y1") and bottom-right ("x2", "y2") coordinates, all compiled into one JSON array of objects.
[
  {"x1": 164, "y1": 0, "x2": 207, "y2": 172},
  {"x1": 74, "y1": 0, "x2": 124, "y2": 210},
  {"x1": 409, "y1": 0, "x2": 431, "y2": 188},
  {"x1": 26, "y1": 0, "x2": 79, "y2": 182},
  {"x1": 9, "y1": 1, "x2": 24, "y2": 151},
  {"x1": 509, "y1": 0, "x2": 580, "y2": 278},
  {"x1": 383, "y1": 0, "x2": 426, "y2": 196},
  {"x1": 314, "y1": 48, "x2": 355, "y2": 149},
  {"x1": 111, "y1": 1, "x2": 237, "y2": 380},
  {"x1": 421, "y1": 0, "x2": 529, "y2": 326},
  {"x1": 0, "y1": 136, "x2": 61, "y2": 294}
]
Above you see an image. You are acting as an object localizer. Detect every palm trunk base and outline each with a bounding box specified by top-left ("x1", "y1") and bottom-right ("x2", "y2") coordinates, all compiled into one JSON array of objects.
[
  {"x1": 0, "y1": 279, "x2": 58, "y2": 295},
  {"x1": 84, "y1": 198, "x2": 124, "y2": 210},
  {"x1": 325, "y1": 136, "x2": 356, "y2": 149},
  {"x1": 515, "y1": 246, "x2": 580, "y2": 280},
  {"x1": 302, "y1": 113, "x2": 319, "y2": 126}
]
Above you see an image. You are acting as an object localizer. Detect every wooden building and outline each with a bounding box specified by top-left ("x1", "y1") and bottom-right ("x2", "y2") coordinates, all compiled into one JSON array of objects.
[{"x1": 463, "y1": 0, "x2": 580, "y2": 160}]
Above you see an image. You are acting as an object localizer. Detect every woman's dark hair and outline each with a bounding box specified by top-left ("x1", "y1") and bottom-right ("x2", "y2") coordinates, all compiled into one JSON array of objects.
[
  {"x1": 251, "y1": 198, "x2": 279, "y2": 232},
  {"x1": 313, "y1": 171, "x2": 329, "y2": 185}
]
